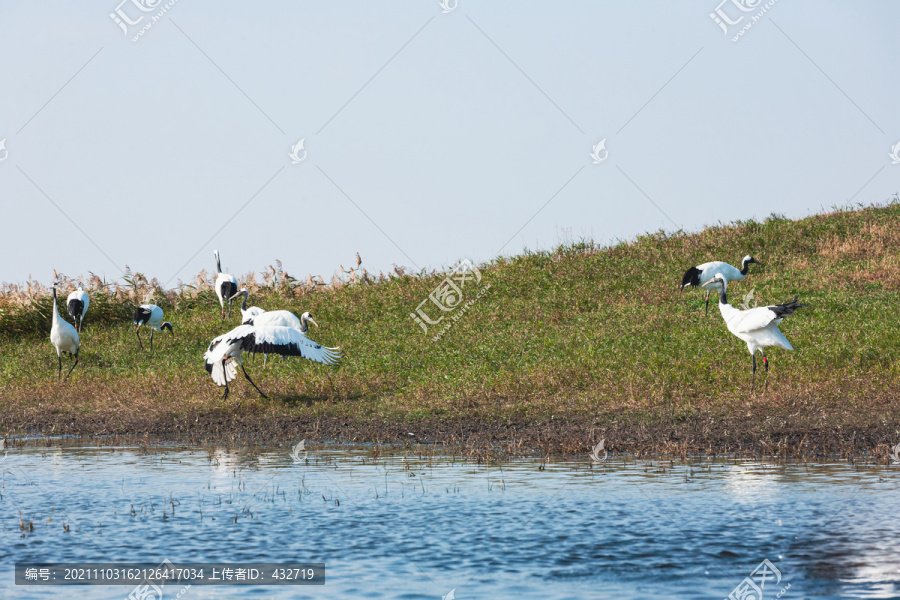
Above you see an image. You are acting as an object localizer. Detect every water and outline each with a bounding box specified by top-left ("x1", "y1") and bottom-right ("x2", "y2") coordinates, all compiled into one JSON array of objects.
[{"x1": 2, "y1": 442, "x2": 900, "y2": 599}]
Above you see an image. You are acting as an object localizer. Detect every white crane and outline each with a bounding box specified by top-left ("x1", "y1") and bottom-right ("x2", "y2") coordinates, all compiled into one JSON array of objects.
[
  {"x1": 245, "y1": 310, "x2": 317, "y2": 330},
  {"x1": 50, "y1": 286, "x2": 80, "y2": 380},
  {"x1": 681, "y1": 255, "x2": 760, "y2": 315},
  {"x1": 230, "y1": 288, "x2": 265, "y2": 323},
  {"x1": 703, "y1": 274, "x2": 804, "y2": 392},
  {"x1": 214, "y1": 249, "x2": 239, "y2": 321},
  {"x1": 203, "y1": 324, "x2": 341, "y2": 400},
  {"x1": 133, "y1": 304, "x2": 174, "y2": 351},
  {"x1": 244, "y1": 310, "x2": 318, "y2": 366},
  {"x1": 66, "y1": 287, "x2": 90, "y2": 332}
]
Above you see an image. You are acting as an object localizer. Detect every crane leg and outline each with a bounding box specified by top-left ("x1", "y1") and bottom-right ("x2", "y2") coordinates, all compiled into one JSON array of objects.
[
  {"x1": 227, "y1": 302, "x2": 232, "y2": 321},
  {"x1": 240, "y1": 363, "x2": 268, "y2": 399},
  {"x1": 221, "y1": 358, "x2": 230, "y2": 401},
  {"x1": 705, "y1": 290, "x2": 710, "y2": 316},
  {"x1": 263, "y1": 354, "x2": 268, "y2": 368},
  {"x1": 149, "y1": 329, "x2": 154, "y2": 352},
  {"x1": 57, "y1": 353, "x2": 62, "y2": 381},
  {"x1": 65, "y1": 352, "x2": 79, "y2": 380},
  {"x1": 763, "y1": 354, "x2": 769, "y2": 393},
  {"x1": 135, "y1": 326, "x2": 144, "y2": 350},
  {"x1": 750, "y1": 353, "x2": 757, "y2": 394}
]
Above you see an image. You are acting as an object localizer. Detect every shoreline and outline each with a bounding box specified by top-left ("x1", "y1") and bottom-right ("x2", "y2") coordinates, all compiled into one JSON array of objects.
[{"x1": 3, "y1": 399, "x2": 898, "y2": 461}]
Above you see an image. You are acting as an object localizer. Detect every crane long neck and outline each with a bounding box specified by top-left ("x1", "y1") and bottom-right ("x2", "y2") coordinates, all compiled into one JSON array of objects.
[
  {"x1": 300, "y1": 318, "x2": 309, "y2": 334},
  {"x1": 718, "y1": 287, "x2": 728, "y2": 306},
  {"x1": 52, "y1": 288, "x2": 60, "y2": 322},
  {"x1": 241, "y1": 292, "x2": 248, "y2": 311},
  {"x1": 740, "y1": 260, "x2": 749, "y2": 275}
]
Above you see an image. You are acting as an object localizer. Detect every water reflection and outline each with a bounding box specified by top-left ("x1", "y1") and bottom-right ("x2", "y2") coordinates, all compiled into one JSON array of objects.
[{"x1": 1, "y1": 443, "x2": 899, "y2": 599}]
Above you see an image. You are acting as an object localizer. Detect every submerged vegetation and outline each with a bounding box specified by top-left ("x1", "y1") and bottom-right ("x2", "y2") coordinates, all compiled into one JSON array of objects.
[{"x1": 1, "y1": 202, "x2": 899, "y2": 458}]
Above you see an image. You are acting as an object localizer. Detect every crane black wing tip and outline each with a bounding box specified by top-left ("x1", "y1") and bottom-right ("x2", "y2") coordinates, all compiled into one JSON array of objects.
[
  {"x1": 66, "y1": 299, "x2": 84, "y2": 318},
  {"x1": 681, "y1": 266, "x2": 701, "y2": 288},
  {"x1": 770, "y1": 296, "x2": 805, "y2": 319},
  {"x1": 132, "y1": 306, "x2": 151, "y2": 323},
  {"x1": 786, "y1": 295, "x2": 805, "y2": 308}
]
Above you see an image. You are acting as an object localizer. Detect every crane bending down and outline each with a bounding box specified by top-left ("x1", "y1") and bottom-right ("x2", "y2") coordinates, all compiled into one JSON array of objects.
[
  {"x1": 681, "y1": 255, "x2": 760, "y2": 315},
  {"x1": 203, "y1": 324, "x2": 341, "y2": 400},
  {"x1": 133, "y1": 304, "x2": 174, "y2": 351},
  {"x1": 245, "y1": 310, "x2": 317, "y2": 330},
  {"x1": 66, "y1": 287, "x2": 90, "y2": 332},
  {"x1": 230, "y1": 288, "x2": 265, "y2": 323},
  {"x1": 214, "y1": 249, "x2": 239, "y2": 321},
  {"x1": 50, "y1": 286, "x2": 80, "y2": 380},
  {"x1": 703, "y1": 273, "x2": 803, "y2": 392}
]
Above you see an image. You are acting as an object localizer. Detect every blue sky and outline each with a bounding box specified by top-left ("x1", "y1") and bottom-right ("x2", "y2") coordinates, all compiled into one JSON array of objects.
[{"x1": 1, "y1": 1, "x2": 898, "y2": 287}]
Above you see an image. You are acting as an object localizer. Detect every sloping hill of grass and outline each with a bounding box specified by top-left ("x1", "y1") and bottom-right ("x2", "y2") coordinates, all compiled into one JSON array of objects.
[{"x1": 1, "y1": 202, "x2": 898, "y2": 457}]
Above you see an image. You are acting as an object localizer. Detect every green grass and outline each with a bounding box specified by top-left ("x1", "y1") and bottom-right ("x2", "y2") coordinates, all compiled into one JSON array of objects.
[{"x1": 1, "y1": 202, "x2": 899, "y2": 455}]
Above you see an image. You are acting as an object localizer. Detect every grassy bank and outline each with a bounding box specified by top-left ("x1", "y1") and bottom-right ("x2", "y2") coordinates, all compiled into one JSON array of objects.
[{"x1": 2, "y1": 203, "x2": 899, "y2": 458}]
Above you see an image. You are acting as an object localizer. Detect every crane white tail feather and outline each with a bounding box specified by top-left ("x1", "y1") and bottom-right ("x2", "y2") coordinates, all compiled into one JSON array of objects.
[{"x1": 209, "y1": 358, "x2": 238, "y2": 386}]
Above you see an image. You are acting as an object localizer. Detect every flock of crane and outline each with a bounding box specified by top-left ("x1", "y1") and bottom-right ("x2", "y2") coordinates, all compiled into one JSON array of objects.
[
  {"x1": 49, "y1": 250, "x2": 343, "y2": 399},
  {"x1": 47, "y1": 250, "x2": 803, "y2": 398}
]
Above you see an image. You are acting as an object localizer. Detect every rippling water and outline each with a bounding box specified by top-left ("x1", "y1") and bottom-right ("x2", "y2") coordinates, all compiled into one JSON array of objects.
[{"x1": 2, "y1": 442, "x2": 900, "y2": 599}]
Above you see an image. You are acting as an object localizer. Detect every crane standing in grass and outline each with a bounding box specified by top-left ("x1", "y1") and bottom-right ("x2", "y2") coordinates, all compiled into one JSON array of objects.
[
  {"x1": 66, "y1": 287, "x2": 89, "y2": 332},
  {"x1": 214, "y1": 249, "x2": 239, "y2": 321},
  {"x1": 133, "y1": 304, "x2": 174, "y2": 351},
  {"x1": 703, "y1": 273, "x2": 803, "y2": 392},
  {"x1": 203, "y1": 324, "x2": 341, "y2": 400},
  {"x1": 681, "y1": 255, "x2": 761, "y2": 315},
  {"x1": 50, "y1": 286, "x2": 80, "y2": 380}
]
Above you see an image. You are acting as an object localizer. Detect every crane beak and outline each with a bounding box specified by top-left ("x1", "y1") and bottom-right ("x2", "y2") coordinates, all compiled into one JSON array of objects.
[
  {"x1": 701, "y1": 279, "x2": 718, "y2": 288},
  {"x1": 308, "y1": 318, "x2": 319, "y2": 328}
]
